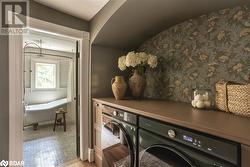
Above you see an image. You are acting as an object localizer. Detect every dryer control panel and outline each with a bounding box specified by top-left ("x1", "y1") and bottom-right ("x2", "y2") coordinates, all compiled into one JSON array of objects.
[{"x1": 139, "y1": 116, "x2": 240, "y2": 166}]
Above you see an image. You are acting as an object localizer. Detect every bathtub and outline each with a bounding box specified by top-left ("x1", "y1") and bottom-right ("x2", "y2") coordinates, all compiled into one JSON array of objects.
[{"x1": 24, "y1": 98, "x2": 68, "y2": 125}]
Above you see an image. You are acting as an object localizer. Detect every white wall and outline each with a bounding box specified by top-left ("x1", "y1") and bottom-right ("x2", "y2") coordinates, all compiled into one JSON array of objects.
[
  {"x1": 25, "y1": 88, "x2": 67, "y2": 104},
  {"x1": 24, "y1": 47, "x2": 74, "y2": 104}
]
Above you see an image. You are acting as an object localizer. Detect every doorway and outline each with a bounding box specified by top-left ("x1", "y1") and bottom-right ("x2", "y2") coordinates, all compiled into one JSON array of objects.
[
  {"x1": 22, "y1": 29, "x2": 80, "y2": 166},
  {"x1": 8, "y1": 17, "x2": 90, "y2": 164}
]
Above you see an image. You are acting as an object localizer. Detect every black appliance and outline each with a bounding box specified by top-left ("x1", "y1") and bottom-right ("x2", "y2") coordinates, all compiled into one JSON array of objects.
[
  {"x1": 101, "y1": 105, "x2": 138, "y2": 167},
  {"x1": 139, "y1": 116, "x2": 240, "y2": 167}
]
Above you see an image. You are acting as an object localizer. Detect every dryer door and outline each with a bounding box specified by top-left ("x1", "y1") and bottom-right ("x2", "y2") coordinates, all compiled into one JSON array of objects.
[
  {"x1": 139, "y1": 144, "x2": 196, "y2": 167},
  {"x1": 102, "y1": 114, "x2": 135, "y2": 167}
]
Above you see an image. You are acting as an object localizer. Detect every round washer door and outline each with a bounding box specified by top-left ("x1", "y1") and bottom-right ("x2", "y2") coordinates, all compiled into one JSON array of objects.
[
  {"x1": 102, "y1": 115, "x2": 135, "y2": 167},
  {"x1": 139, "y1": 145, "x2": 196, "y2": 167}
]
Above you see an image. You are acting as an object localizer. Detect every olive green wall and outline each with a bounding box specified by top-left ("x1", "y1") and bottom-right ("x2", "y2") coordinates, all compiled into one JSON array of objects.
[
  {"x1": 90, "y1": 0, "x2": 126, "y2": 43},
  {"x1": 92, "y1": 0, "x2": 249, "y2": 50},
  {"x1": 91, "y1": 45, "x2": 127, "y2": 98},
  {"x1": 0, "y1": 35, "x2": 9, "y2": 161},
  {"x1": 138, "y1": 6, "x2": 250, "y2": 103},
  {"x1": 30, "y1": 0, "x2": 89, "y2": 31},
  {"x1": 90, "y1": 44, "x2": 127, "y2": 147}
]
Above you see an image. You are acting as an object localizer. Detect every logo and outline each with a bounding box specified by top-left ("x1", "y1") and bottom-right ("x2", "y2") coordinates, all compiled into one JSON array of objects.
[
  {"x1": 0, "y1": 0, "x2": 29, "y2": 35},
  {"x1": 0, "y1": 160, "x2": 24, "y2": 167},
  {"x1": 0, "y1": 160, "x2": 8, "y2": 167}
]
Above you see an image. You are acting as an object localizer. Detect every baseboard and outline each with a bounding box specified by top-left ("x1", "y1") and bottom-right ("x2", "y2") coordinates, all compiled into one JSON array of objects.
[{"x1": 88, "y1": 148, "x2": 95, "y2": 162}]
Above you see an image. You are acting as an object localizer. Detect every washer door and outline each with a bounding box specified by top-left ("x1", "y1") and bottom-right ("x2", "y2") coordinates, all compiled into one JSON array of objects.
[
  {"x1": 140, "y1": 145, "x2": 196, "y2": 167},
  {"x1": 102, "y1": 114, "x2": 135, "y2": 167}
]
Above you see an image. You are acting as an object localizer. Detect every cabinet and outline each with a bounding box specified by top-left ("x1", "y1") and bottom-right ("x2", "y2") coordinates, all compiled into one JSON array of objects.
[
  {"x1": 93, "y1": 102, "x2": 102, "y2": 167},
  {"x1": 242, "y1": 145, "x2": 250, "y2": 167}
]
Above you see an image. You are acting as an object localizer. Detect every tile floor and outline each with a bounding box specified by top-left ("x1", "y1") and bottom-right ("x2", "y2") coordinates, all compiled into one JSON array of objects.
[{"x1": 23, "y1": 122, "x2": 77, "y2": 167}]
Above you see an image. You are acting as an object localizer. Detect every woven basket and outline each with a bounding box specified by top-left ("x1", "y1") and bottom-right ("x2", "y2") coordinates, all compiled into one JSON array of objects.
[{"x1": 215, "y1": 80, "x2": 250, "y2": 117}]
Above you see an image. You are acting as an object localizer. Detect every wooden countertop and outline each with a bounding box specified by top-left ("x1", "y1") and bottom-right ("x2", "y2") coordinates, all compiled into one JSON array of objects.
[{"x1": 93, "y1": 98, "x2": 250, "y2": 146}]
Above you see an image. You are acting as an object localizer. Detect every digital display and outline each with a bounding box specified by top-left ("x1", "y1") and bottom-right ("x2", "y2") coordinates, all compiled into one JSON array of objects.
[{"x1": 183, "y1": 135, "x2": 193, "y2": 142}]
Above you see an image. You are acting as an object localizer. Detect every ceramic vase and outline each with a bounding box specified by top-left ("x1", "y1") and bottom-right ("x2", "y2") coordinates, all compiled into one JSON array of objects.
[
  {"x1": 129, "y1": 70, "x2": 146, "y2": 98},
  {"x1": 111, "y1": 76, "x2": 127, "y2": 100}
]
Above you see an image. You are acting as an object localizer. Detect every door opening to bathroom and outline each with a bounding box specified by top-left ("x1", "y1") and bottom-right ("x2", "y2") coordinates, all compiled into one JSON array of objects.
[{"x1": 22, "y1": 29, "x2": 80, "y2": 167}]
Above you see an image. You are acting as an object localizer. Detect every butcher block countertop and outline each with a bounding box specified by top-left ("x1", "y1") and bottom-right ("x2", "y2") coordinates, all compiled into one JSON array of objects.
[{"x1": 93, "y1": 98, "x2": 250, "y2": 146}]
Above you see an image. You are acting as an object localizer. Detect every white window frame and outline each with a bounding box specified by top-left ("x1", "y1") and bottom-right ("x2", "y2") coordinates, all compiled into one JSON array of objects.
[
  {"x1": 31, "y1": 58, "x2": 60, "y2": 91},
  {"x1": 34, "y1": 62, "x2": 57, "y2": 89}
]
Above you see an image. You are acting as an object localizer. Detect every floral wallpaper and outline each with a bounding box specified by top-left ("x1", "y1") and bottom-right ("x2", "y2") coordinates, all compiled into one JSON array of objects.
[{"x1": 138, "y1": 5, "x2": 250, "y2": 103}]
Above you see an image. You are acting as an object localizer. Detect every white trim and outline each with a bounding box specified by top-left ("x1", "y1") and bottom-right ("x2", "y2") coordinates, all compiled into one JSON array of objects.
[
  {"x1": 9, "y1": 17, "x2": 90, "y2": 163},
  {"x1": 9, "y1": 35, "x2": 23, "y2": 163},
  {"x1": 88, "y1": 148, "x2": 95, "y2": 162},
  {"x1": 80, "y1": 33, "x2": 90, "y2": 161}
]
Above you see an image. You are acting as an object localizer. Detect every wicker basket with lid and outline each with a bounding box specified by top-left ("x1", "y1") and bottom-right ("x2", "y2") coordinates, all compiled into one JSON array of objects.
[{"x1": 215, "y1": 80, "x2": 250, "y2": 117}]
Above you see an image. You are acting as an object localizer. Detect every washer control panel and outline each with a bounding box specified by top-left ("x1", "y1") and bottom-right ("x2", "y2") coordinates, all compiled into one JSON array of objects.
[{"x1": 103, "y1": 105, "x2": 137, "y2": 125}]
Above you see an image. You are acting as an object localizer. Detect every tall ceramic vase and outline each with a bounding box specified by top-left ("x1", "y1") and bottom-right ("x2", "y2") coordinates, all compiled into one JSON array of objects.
[
  {"x1": 129, "y1": 70, "x2": 146, "y2": 98},
  {"x1": 111, "y1": 76, "x2": 127, "y2": 100}
]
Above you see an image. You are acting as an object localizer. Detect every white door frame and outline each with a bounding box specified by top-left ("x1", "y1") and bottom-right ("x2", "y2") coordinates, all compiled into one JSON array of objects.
[{"x1": 9, "y1": 17, "x2": 90, "y2": 163}]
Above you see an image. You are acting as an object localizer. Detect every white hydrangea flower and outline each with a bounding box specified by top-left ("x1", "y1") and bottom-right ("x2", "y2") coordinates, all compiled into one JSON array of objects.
[
  {"x1": 118, "y1": 51, "x2": 158, "y2": 71},
  {"x1": 138, "y1": 52, "x2": 149, "y2": 64},
  {"x1": 148, "y1": 54, "x2": 158, "y2": 68},
  {"x1": 126, "y1": 51, "x2": 140, "y2": 67},
  {"x1": 118, "y1": 56, "x2": 126, "y2": 71}
]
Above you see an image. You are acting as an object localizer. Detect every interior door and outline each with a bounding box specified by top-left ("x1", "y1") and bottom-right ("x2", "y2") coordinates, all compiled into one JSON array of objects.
[{"x1": 75, "y1": 40, "x2": 80, "y2": 157}]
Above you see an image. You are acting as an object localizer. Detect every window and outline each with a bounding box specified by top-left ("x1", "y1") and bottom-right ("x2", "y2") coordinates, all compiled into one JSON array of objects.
[{"x1": 35, "y1": 62, "x2": 57, "y2": 89}]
